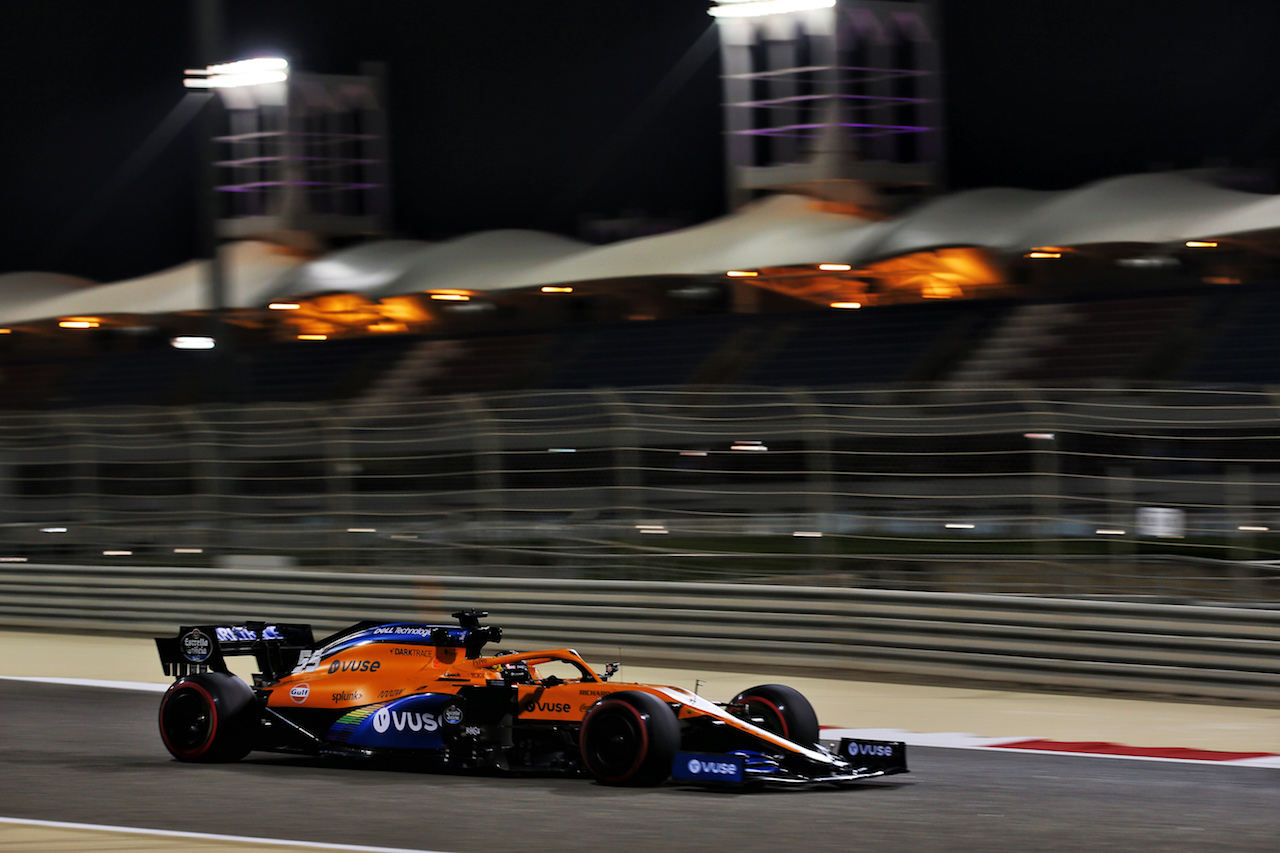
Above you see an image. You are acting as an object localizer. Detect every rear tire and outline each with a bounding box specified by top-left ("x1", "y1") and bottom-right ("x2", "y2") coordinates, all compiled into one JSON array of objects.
[
  {"x1": 729, "y1": 683, "x2": 819, "y2": 746},
  {"x1": 579, "y1": 690, "x2": 680, "y2": 786},
  {"x1": 158, "y1": 672, "x2": 258, "y2": 762}
]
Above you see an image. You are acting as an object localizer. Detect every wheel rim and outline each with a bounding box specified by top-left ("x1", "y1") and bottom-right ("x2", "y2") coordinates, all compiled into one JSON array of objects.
[
  {"x1": 739, "y1": 695, "x2": 788, "y2": 739},
  {"x1": 162, "y1": 686, "x2": 215, "y2": 754},
  {"x1": 584, "y1": 705, "x2": 647, "y2": 780}
]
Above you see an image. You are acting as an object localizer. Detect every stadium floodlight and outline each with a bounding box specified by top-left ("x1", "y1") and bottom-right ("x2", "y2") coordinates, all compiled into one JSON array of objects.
[
  {"x1": 184, "y1": 57, "x2": 289, "y2": 89},
  {"x1": 171, "y1": 336, "x2": 215, "y2": 350},
  {"x1": 709, "y1": 0, "x2": 835, "y2": 17}
]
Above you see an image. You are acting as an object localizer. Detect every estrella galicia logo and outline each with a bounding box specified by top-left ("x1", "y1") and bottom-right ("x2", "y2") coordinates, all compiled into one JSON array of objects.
[
  {"x1": 290, "y1": 683, "x2": 310, "y2": 703},
  {"x1": 180, "y1": 629, "x2": 212, "y2": 663}
]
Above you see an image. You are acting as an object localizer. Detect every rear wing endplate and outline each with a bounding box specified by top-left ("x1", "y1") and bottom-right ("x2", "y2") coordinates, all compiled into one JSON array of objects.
[{"x1": 155, "y1": 622, "x2": 314, "y2": 680}]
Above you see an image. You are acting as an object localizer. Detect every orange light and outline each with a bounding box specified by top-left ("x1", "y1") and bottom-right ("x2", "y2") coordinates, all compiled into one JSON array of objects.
[
  {"x1": 725, "y1": 270, "x2": 758, "y2": 277},
  {"x1": 297, "y1": 334, "x2": 328, "y2": 341},
  {"x1": 830, "y1": 301, "x2": 862, "y2": 309},
  {"x1": 367, "y1": 322, "x2": 406, "y2": 333},
  {"x1": 0, "y1": 329, "x2": 10, "y2": 334},
  {"x1": 58, "y1": 319, "x2": 100, "y2": 329},
  {"x1": 268, "y1": 302, "x2": 301, "y2": 310},
  {"x1": 1026, "y1": 252, "x2": 1062, "y2": 259},
  {"x1": 541, "y1": 286, "x2": 574, "y2": 293},
  {"x1": 818, "y1": 263, "x2": 852, "y2": 271},
  {"x1": 430, "y1": 293, "x2": 470, "y2": 301},
  {"x1": 1185, "y1": 240, "x2": 1218, "y2": 248}
]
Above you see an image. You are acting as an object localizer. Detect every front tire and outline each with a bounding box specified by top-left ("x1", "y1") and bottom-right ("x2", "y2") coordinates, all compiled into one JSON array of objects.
[
  {"x1": 579, "y1": 690, "x2": 680, "y2": 786},
  {"x1": 729, "y1": 683, "x2": 819, "y2": 747},
  {"x1": 158, "y1": 672, "x2": 258, "y2": 762}
]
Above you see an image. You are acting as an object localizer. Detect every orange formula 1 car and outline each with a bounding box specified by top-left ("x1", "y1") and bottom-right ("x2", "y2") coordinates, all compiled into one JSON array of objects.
[{"x1": 155, "y1": 610, "x2": 906, "y2": 787}]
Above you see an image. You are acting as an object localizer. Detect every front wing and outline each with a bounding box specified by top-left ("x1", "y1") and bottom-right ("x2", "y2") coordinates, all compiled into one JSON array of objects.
[{"x1": 671, "y1": 738, "x2": 908, "y2": 786}]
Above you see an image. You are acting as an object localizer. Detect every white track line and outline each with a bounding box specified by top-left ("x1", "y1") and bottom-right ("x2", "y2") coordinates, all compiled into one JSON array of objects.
[
  {"x1": 0, "y1": 816, "x2": 458, "y2": 852},
  {"x1": 0, "y1": 675, "x2": 167, "y2": 692},
  {"x1": 823, "y1": 727, "x2": 1280, "y2": 768}
]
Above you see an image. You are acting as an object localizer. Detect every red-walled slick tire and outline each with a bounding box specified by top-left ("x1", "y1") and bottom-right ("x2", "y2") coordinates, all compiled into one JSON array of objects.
[
  {"x1": 158, "y1": 672, "x2": 258, "y2": 762},
  {"x1": 729, "y1": 683, "x2": 820, "y2": 747},
  {"x1": 579, "y1": 690, "x2": 680, "y2": 786}
]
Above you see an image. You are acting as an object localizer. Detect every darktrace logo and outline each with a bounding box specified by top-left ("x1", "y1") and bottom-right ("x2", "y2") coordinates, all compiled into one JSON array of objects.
[
  {"x1": 180, "y1": 629, "x2": 212, "y2": 663},
  {"x1": 327, "y1": 659, "x2": 381, "y2": 674}
]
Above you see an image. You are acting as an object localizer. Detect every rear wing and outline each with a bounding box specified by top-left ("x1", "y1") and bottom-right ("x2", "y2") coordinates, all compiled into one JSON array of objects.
[{"x1": 156, "y1": 622, "x2": 315, "y2": 681}]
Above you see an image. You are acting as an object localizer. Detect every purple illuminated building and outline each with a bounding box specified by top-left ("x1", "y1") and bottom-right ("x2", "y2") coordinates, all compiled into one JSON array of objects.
[
  {"x1": 713, "y1": 0, "x2": 943, "y2": 210},
  {"x1": 208, "y1": 65, "x2": 391, "y2": 252}
]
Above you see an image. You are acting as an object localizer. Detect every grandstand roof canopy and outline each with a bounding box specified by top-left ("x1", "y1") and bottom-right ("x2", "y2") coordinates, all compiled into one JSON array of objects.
[{"x1": 5, "y1": 170, "x2": 1280, "y2": 326}]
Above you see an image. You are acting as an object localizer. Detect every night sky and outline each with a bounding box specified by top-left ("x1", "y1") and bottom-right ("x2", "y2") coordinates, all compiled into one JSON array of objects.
[{"x1": 3, "y1": 0, "x2": 1280, "y2": 283}]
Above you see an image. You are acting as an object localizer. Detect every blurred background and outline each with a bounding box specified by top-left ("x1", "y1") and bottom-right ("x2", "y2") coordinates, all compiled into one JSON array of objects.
[{"x1": 1, "y1": 1, "x2": 1280, "y2": 698}]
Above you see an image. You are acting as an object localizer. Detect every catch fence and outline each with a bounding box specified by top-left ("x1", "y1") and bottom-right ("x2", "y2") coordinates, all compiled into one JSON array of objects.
[{"x1": 3, "y1": 385, "x2": 1280, "y2": 601}]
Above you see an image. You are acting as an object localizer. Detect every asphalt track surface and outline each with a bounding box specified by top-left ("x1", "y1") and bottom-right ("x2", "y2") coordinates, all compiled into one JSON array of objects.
[{"x1": 3, "y1": 680, "x2": 1277, "y2": 853}]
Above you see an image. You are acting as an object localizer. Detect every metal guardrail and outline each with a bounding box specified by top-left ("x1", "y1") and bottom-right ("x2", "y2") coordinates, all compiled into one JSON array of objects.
[{"x1": 3, "y1": 563, "x2": 1278, "y2": 703}]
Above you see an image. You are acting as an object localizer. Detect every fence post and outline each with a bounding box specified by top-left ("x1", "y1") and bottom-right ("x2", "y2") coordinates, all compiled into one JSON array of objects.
[
  {"x1": 457, "y1": 394, "x2": 504, "y2": 569},
  {"x1": 595, "y1": 388, "x2": 641, "y2": 523},
  {"x1": 789, "y1": 388, "x2": 836, "y2": 575},
  {"x1": 322, "y1": 402, "x2": 356, "y2": 564}
]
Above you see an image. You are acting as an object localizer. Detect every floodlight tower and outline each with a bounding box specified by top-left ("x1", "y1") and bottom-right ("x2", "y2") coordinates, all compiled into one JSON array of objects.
[
  {"x1": 710, "y1": 0, "x2": 944, "y2": 211},
  {"x1": 184, "y1": 58, "x2": 390, "y2": 253}
]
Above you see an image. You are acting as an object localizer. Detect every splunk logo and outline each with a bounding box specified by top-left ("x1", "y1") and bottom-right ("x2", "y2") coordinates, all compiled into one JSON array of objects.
[
  {"x1": 372, "y1": 708, "x2": 440, "y2": 734},
  {"x1": 687, "y1": 758, "x2": 738, "y2": 776}
]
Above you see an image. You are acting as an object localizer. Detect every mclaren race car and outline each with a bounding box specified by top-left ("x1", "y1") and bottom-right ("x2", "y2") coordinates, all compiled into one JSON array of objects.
[{"x1": 155, "y1": 611, "x2": 906, "y2": 787}]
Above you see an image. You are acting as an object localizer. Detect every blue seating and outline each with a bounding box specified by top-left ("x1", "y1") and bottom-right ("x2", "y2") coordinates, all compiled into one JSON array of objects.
[{"x1": 1179, "y1": 287, "x2": 1280, "y2": 385}]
